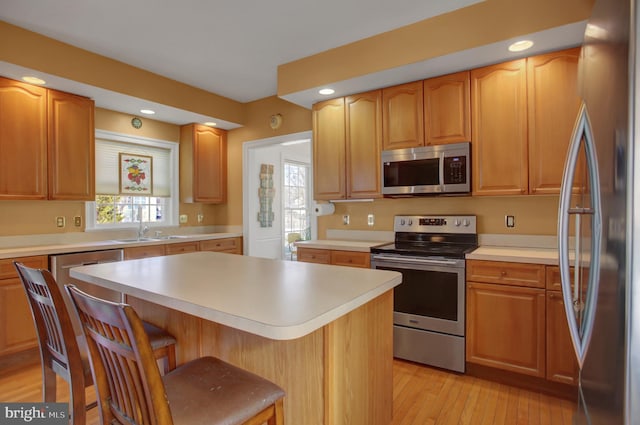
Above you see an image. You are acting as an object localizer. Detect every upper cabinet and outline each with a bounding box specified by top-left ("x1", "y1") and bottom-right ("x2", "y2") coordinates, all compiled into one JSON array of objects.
[
  {"x1": 313, "y1": 92, "x2": 382, "y2": 200},
  {"x1": 48, "y1": 89, "x2": 95, "y2": 200},
  {"x1": 0, "y1": 77, "x2": 94, "y2": 201},
  {"x1": 423, "y1": 71, "x2": 471, "y2": 146},
  {"x1": 382, "y1": 82, "x2": 424, "y2": 150},
  {"x1": 313, "y1": 98, "x2": 346, "y2": 200},
  {"x1": 180, "y1": 124, "x2": 227, "y2": 203},
  {"x1": 471, "y1": 59, "x2": 529, "y2": 196},
  {"x1": 345, "y1": 90, "x2": 382, "y2": 199},
  {"x1": 527, "y1": 48, "x2": 581, "y2": 195}
]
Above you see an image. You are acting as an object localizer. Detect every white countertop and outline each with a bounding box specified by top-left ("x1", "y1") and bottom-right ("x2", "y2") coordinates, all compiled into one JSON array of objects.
[
  {"x1": 0, "y1": 232, "x2": 242, "y2": 259},
  {"x1": 295, "y1": 239, "x2": 390, "y2": 252},
  {"x1": 70, "y1": 251, "x2": 402, "y2": 340},
  {"x1": 466, "y1": 246, "x2": 560, "y2": 265}
]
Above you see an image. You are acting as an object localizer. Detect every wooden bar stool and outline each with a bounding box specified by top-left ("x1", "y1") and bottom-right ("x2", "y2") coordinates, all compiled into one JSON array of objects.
[
  {"x1": 14, "y1": 262, "x2": 178, "y2": 425},
  {"x1": 67, "y1": 284, "x2": 285, "y2": 425}
]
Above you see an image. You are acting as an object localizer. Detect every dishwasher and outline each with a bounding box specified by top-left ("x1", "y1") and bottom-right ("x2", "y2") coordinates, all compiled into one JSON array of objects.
[{"x1": 50, "y1": 249, "x2": 124, "y2": 336}]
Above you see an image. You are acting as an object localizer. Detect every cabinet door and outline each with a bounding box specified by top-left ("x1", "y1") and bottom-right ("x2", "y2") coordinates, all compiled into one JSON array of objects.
[
  {"x1": 546, "y1": 291, "x2": 579, "y2": 385},
  {"x1": 466, "y1": 281, "x2": 546, "y2": 377},
  {"x1": 345, "y1": 90, "x2": 382, "y2": 199},
  {"x1": 423, "y1": 71, "x2": 471, "y2": 145},
  {"x1": 0, "y1": 77, "x2": 47, "y2": 200},
  {"x1": 124, "y1": 245, "x2": 166, "y2": 260},
  {"x1": 471, "y1": 59, "x2": 528, "y2": 195},
  {"x1": 199, "y1": 237, "x2": 242, "y2": 254},
  {"x1": 528, "y1": 48, "x2": 582, "y2": 195},
  {"x1": 297, "y1": 247, "x2": 331, "y2": 264},
  {"x1": 193, "y1": 125, "x2": 227, "y2": 203},
  {"x1": 47, "y1": 89, "x2": 95, "y2": 200},
  {"x1": 330, "y1": 250, "x2": 370, "y2": 268},
  {"x1": 382, "y1": 81, "x2": 424, "y2": 150},
  {"x1": 313, "y1": 98, "x2": 346, "y2": 200}
]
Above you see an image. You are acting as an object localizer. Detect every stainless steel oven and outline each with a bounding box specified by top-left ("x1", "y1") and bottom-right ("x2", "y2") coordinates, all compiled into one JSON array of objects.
[{"x1": 370, "y1": 215, "x2": 477, "y2": 372}]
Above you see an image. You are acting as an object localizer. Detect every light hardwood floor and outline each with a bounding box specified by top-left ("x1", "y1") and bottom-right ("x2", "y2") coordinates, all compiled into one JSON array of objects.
[{"x1": 0, "y1": 352, "x2": 575, "y2": 424}]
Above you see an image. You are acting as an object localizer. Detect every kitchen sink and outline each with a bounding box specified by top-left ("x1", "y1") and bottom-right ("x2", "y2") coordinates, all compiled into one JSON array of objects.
[
  {"x1": 153, "y1": 235, "x2": 189, "y2": 240},
  {"x1": 113, "y1": 238, "x2": 158, "y2": 243},
  {"x1": 112, "y1": 235, "x2": 189, "y2": 243}
]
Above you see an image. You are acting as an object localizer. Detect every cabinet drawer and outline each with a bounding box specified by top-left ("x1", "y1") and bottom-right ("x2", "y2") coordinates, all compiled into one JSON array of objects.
[
  {"x1": 330, "y1": 250, "x2": 370, "y2": 268},
  {"x1": 124, "y1": 245, "x2": 166, "y2": 260},
  {"x1": 165, "y1": 242, "x2": 199, "y2": 255},
  {"x1": 198, "y1": 237, "x2": 242, "y2": 254},
  {"x1": 297, "y1": 248, "x2": 331, "y2": 264},
  {"x1": 466, "y1": 260, "x2": 545, "y2": 288},
  {"x1": 0, "y1": 256, "x2": 48, "y2": 280},
  {"x1": 546, "y1": 265, "x2": 579, "y2": 291}
]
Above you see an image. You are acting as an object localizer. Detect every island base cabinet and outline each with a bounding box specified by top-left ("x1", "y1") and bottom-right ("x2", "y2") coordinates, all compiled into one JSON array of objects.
[
  {"x1": 127, "y1": 290, "x2": 394, "y2": 425},
  {"x1": 466, "y1": 282, "x2": 546, "y2": 378}
]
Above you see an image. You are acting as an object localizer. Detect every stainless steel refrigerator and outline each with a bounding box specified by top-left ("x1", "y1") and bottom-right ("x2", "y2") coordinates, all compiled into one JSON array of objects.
[{"x1": 557, "y1": 0, "x2": 638, "y2": 423}]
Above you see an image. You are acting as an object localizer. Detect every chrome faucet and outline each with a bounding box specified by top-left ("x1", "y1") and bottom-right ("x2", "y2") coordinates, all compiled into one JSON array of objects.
[{"x1": 137, "y1": 206, "x2": 149, "y2": 240}]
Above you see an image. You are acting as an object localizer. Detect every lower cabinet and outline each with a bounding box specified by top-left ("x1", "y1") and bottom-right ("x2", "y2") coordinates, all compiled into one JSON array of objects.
[
  {"x1": 124, "y1": 244, "x2": 166, "y2": 260},
  {"x1": 198, "y1": 237, "x2": 243, "y2": 254},
  {"x1": 466, "y1": 281, "x2": 546, "y2": 377},
  {"x1": 125, "y1": 237, "x2": 243, "y2": 260},
  {"x1": 466, "y1": 260, "x2": 578, "y2": 385},
  {"x1": 297, "y1": 247, "x2": 370, "y2": 268},
  {"x1": 0, "y1": 255, "x2": 47, "y2": 356},
  {"x1": 165, "y1": 242, "x2": 199, "y2": 255}
]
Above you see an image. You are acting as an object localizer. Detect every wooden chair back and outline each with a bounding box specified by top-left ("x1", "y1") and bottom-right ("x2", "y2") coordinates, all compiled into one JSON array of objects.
[
  {"x1": 14, "y1": 262, "x2": 88, "y2": 423},
  {"x1": 66, "y1": 284, "x2": 173, "y2": 425}
]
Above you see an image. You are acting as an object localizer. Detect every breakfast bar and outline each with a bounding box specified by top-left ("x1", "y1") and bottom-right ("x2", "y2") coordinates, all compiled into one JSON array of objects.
[{"x1": 70, "y1": 251, "x2": 402, "y2": 425}]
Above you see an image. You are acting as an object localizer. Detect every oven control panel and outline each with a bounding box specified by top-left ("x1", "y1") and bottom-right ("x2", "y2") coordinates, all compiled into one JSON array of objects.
[{"x1": 393, "y1": 215, "x2": 476, "y2": 234}]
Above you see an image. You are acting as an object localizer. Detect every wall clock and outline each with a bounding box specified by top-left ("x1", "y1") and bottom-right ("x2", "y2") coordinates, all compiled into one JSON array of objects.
[
  {"x1": 270, "y1": 113, "x2": 283, "y2": 130},
  {"x1": 131, "y1": 117, "x2": 143, "y2": 129}
]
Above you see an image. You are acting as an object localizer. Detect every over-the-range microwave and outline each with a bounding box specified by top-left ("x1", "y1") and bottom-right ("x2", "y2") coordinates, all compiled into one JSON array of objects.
[{"x1": 381, "y1": 142, "x2": 470, "y2": 196}]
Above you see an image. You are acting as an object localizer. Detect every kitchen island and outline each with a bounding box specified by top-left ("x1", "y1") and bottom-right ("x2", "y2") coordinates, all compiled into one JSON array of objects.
[{"x1": 70, "y1": 251, "x2": 402, "y2": 425}]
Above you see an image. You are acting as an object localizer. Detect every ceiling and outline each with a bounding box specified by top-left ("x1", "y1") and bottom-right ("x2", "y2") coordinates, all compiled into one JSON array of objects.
[{"x1": 0, "y1": 0, "x2": 586, "y2": 127}]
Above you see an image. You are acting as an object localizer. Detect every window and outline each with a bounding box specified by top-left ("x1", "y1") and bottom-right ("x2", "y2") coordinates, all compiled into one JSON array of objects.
[
  {"x1": 86, "y1": 130, "x2": 179, "y2": 230},
  {"x1": 283, "y1": 161, "x2": 310, "y2": 259}
]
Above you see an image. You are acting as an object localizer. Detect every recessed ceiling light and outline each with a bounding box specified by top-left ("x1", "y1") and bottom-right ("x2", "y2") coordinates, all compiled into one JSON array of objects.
[
  {"x1": 140, "y1": 109, "x2": 155, "y2": 115},
  {"x1": 508, "y1": 40, "x2": 534, "y2": 52},
  {"x1": 204, "y1": 122, "x2": 217, "y2": 127},
  {"x1": 22, "y1": 76, "x2": 46, "y2": 85},
  {"x1": 318, "y1": 88, "x2": 335, "y2": 95}
]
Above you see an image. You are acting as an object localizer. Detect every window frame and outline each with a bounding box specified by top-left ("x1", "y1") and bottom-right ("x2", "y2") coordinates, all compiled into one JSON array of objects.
[{"x1": 85, "y1": 130, "x2": 179, "y2": 231}]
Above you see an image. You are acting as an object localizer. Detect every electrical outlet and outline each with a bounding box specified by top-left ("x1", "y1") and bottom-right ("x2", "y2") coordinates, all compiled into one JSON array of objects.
[
  {"x1": 343, "y1": 215, "x2": 350, "y2": 225},
  {"x1": 74, "y1": 216, "x2": 82, "y2": 227},
  {"x1": 179, "y1": 214, "x2": 188, "y2": 224},
  {"x1": 505, "y1": 215, "x2": 515, "y2": 228},
  {"x1": 197, "y1": 213, "x2": 204, "y2": 223},
  {"x1": 367, "y1": 214, "x2": 375, "y2": 226},
  {"x1": 56, "y1": 216, "x2": 65, "y2": 228}
]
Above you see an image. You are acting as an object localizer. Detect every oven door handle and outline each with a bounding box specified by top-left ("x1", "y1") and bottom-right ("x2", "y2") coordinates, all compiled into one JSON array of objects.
[{"x1": 371, "y1": 255, "x2": 461, "y2": 267}]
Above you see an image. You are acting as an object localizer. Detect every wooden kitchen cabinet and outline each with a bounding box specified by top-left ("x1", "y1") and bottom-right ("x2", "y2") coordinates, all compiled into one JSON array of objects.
[
  {"x1": 47, "y1": 89, "x2": 95, "y2": 200},
  {"x1": 466, "y1": 281, "x2": 546, "y2": 378},
  {"x1": 471, "y1": 59, "x2": 528, "y2": 196},
  {"x1": 466, "y1": 260, "x2": 546, "y2": 289},
  {"x1": 330, "y1": 250, "x2": 370, "y2": 268},
  {"x1": 198, "y1": 237, "x2": 243, "y2": 254},
  {"x1": 165, "y1": 242, "x2": 199, "y2": 255},
  {"x1": 423, "y1": 71, "x2": 471, "y2": 146},
  {"x1": 0, "y1": 77, "x2": 48, "y2": 200},
  {"x1": 180, "y1": 124, "x2": 227, "y2": 203},
  {"x1": 382, "y1": 81, "x2": 424, "y2": 150},
  {"x1": 298, "y1": 247, "x2": 370, "y2": 268},
  {"x1": 313, "y1": 92, "x2": 382, "y2": 200},
  {"x1": 297, "y1": 247, "x2": 331, "y2": 264},
  {"x1": 313, "y1": 98, "x2": 346, "y2": 200},
  {"x1": 124, "y1": 245, "x2": 166, "y2": 260},
  {"x1": 345, "y1": 90, "x2": 382, "y2": 199},
  {"x1": 527, "y1": 48, "x2": 581, "y2": 195},
  {"x1": 0, "y1": 256, "x2": 47, "y2": 356},
  {"x1": 546, "y1": 290, "x2": 579, "y2": 385}
]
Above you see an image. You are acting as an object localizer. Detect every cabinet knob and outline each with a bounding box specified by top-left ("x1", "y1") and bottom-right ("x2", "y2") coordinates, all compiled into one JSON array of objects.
[{"x1": 500, "y1": 270, "x2": 507, "y2": 277}]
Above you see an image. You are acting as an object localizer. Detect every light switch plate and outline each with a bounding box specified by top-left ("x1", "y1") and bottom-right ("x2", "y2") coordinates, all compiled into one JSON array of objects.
[
  {"x1": 179, "y1": 214, "x2": 188, "y2": 224},
  {"x1": 505, "y1": 215, "x2": 515, "y2": 228},
  {"x1": 56, "y1": 216, "x2": 65, "y2": 227},
  {"x1": 367, "y1": 214, "x2": 375, "y2": 226},
  {"x1": 74, "y1": 216, "x2": 82, "y2": 227},
  {"x1": 197, "y1": 213, "x2": 204, "y2": 223},
  {"x1": 343, "y1": 215, "x2": 350, "y2": 225}
]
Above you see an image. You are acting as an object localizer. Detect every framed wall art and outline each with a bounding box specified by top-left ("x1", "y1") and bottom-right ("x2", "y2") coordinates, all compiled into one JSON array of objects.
[{"x1": 119, "y1": 153, "x2": 153, "y2": 194}]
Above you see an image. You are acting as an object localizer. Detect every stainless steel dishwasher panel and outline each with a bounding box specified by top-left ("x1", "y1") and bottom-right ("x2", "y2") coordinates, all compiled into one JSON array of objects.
[{"x1": 50, "y1": 249, "x2": 124, "y2": 336}]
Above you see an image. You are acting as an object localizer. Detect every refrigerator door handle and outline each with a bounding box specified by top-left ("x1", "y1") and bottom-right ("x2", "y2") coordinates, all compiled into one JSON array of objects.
[{"x1": 558, "y1": 102, "x2": 603, "y2": 368}]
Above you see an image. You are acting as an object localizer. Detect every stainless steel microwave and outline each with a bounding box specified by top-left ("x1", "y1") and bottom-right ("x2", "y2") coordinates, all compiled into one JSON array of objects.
[{"x1": 381, "y1": 142, "x2": 470, "y2": 196}]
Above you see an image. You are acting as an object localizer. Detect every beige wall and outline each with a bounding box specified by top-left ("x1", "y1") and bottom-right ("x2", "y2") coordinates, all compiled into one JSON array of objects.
[{"x1": 317, "y1": 196, "x2": 560, "y2": 237}]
